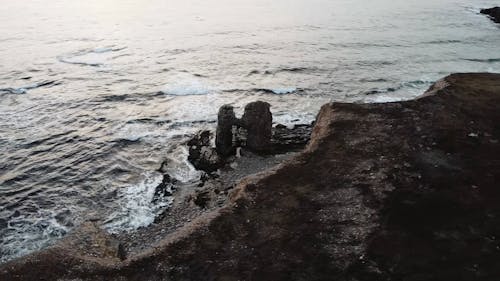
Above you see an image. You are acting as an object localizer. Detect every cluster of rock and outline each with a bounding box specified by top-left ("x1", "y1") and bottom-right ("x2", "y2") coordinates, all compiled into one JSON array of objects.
[
  {"x1": 187, "y1": 101, "x2": 312, "y2": 174},
  {"x1": 481, "y1": 7, "x2": 500, "y2": 23}
]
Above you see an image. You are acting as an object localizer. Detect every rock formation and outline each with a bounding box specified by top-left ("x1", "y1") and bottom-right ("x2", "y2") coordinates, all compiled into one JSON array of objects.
[
  {"x1": 481, "y1": 7, "x2": 500, "y2": 23},
  {"x1": 188, "y1": 130, "x2": 223, "y2": 173},
  {"x1": 239, "y1": 101, "x2": 273, "y2": 152},
  {"x1": 2, "y1": 73, "x2": 500, "y2": 281},
  {"x1": 215, "y1": 105, "x2": 237, "y2": 157},
  {"x1": 190, "y1": 101, "x2": 305, "y2": 174},
  {"x1": 215, "y1": 101, "x2": 273, "y2": 156}
]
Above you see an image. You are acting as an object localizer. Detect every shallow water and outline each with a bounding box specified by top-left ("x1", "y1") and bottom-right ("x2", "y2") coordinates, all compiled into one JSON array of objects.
[{"x1": 1, "y1": 0, "x2": 499, "y2": 263}]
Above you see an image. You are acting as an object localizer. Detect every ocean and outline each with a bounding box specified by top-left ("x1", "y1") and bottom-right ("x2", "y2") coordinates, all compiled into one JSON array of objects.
[{"x1": 1, "y1": 0, "x2": 499, "y2": 263}]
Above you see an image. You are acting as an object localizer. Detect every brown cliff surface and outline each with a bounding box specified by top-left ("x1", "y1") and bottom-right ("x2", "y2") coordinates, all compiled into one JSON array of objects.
[{"x1": 1, "y1": 73, "x2": 500, "y2": 280}]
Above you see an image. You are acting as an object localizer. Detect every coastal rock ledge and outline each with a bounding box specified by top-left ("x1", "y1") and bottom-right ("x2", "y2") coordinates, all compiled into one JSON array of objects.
[{"x1": 2, "y1": 73, "x2": 500, "y2": 280}]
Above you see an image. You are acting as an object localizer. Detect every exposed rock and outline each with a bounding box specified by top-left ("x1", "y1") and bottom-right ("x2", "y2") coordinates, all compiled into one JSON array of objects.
[
  {"x1": 271, "y1": 123, "x2": 313, "y2": 153},
  {"x1": 215, "y1": 105, "x2": 237, "y2": 157},
  {"x1": 240, "y1": 101, "x2": 273, "y2": 152},
  {"x1": 152, "y1": 173, "x2": 176, "y2": 203},
  {"x1": 481, "y1": 7, "x2": 500, "y2": 23},
  {"x1": 187, "y1": 130, "x2": 224, "y2": 173},
  {"x1": 190, "y1": 104, "x2": 311, "y2": 173},
  {"x1": 215, "y1": 101, "x2": 273, "y2": 155},
  {"x1": 2, "y1": 73, "x2": 500, "y2": 281}
]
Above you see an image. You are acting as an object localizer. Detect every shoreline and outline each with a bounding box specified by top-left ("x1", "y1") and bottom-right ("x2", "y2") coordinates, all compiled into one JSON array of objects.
[{"x1": 1, "y1": 73, "x2": 500, "y2": 280}]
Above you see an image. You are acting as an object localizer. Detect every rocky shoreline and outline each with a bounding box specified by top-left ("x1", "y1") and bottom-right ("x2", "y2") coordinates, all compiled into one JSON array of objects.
[
  {"x1": 1, "y1": 73, "x2": 500, "y2": 280},
  {"x1": 117, "y1": 122, "x2": 312, "y2": 257}
]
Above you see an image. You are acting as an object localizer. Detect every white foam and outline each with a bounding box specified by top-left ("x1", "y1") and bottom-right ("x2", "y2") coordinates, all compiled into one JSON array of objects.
[
  {"x1": 273, "y1": 112, "x2": 316, "y2": 127},
  {"x1": 371, "y1": 95, "x2": 402, "y2": 103},
  {"x1": 113, "y1": 123, "x2": 153, "y2": 142},
  {"x1": 0, "y1": 87, "x2": 27, "y2": 94},
  {"x1": 161, "y1": 79, "x2": 213, "y2": 96},
  {"x1": 162, "y1": 146, "x2": 201, "y2": 183},
  {"x1": 0, "y1": 209, "x2": 71, "y2": 264},
  {"x1": 269, "y1": 87, "x2": 297, "y2": 94},
  {"x1": 104, "y1": 172, "x2": 170, "y2": 232}
]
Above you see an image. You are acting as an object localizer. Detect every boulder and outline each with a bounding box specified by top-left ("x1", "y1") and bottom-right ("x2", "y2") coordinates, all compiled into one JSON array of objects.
[
  {"x1": 188, "y1": 130, "x2": 224, "y2": 173},
  {"x1": 240, "y1": 101, "x2": 272, "y2": 152},
  {"x1": 216, "y1": 105, "x2": 237, "y2": 157}
]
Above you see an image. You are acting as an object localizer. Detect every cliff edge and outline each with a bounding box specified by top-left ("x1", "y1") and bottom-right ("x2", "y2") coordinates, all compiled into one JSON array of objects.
[{"x1": 1, "y1": 73, "x2": 500, "y2": 280}]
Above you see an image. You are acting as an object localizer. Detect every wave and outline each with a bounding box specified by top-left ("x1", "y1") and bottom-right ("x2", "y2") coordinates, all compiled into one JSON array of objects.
[
  {"x1": 358, "y1": 78, "x2": 390, "y2": 83},
  {"x1": 104, "y1": 172, "x2": 171, "y2": 232},
  {"x1": 248, "y1": 67, "x2": 317, "y2": 76},
  {"x1": 0, "y1": 80, "x2": 58, "y2": 95},
  {"x1": 0, "y1": 206, "x2": 73, "y2": 264},
  {"x1": 93, "y1": 46, "x2": 127, "y2": 53},
  {"x1": 362, "y1": 87, "x2": 399, "y2": 95},
  {"x1": 220, "y1": 87, "x2": 301, "y2": 95},
  {"x1": 463, "y1": 58, "x2": 500, "y2": 63},
  {"x1": 257, "y1": 87, "x2": 298, "y2": 94},
  {"x1": 161, "y1": 79, "x2": 212, "y2": 96},
  {"x1": 58, "y1": 58, "x2": 103, "y2": 67},
  {"x1": 422, "y1": 39, "x2": 463, "y2": 45},
  {"x1": 361, "y1": 78, "x2": 438, "y2": 96},
  {"x1": 57, "y1": 46, "x2": 127, "y2": 67}
]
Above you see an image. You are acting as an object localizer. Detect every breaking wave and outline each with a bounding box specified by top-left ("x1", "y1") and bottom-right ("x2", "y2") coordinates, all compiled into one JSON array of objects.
[{"x1": 104, "y1": 172, "x2": 170, "y2": 232}]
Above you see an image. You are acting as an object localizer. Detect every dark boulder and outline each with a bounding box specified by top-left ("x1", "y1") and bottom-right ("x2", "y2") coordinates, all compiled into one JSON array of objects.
[
  {"x1": 240, "y1": 101, "x2": 272, "y2": 152},
  {"x1": 216, "y1": 105, "x2": 237, "y2": 157},
  {"x1": 188, "y1": 130, "x2": 224, "y2": 173},
  {"x1": 480, "y1": 7, "x2": 500, "y2": 23}
]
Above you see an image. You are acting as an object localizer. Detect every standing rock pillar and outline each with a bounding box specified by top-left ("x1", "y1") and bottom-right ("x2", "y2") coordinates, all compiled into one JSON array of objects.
[
  {"x1": 241, "y1": 101, "x2": 272, "y2": 152},
  {"x1": 216, "y1": 105, "x2": 236, "y2": 157}
]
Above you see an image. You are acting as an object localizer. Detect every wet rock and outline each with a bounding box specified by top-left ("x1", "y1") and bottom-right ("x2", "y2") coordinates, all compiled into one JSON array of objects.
[
  {"x1": 153, "y1": 173, "x2": 176, "y2": 203},
  {"x1": 240, "y1": 101, "x2": 272, "y2": 152},
  {"x1": 481, "y1": 7, "x2": 500, "y2": 23},
  {"x1": 188, "y1": 130, "x2": 224, "y2": 173},
  {"x1": 216, "y1": 105, "x2": 237, "y2": 157}
]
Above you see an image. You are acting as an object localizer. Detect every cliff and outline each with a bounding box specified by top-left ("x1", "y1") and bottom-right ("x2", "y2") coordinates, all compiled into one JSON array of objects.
[{"x1": 1, "y1": 73, "x2": 500, "y2": 280}]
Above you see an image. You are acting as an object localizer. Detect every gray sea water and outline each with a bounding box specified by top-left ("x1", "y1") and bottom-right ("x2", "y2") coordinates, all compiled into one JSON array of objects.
[{"x1": 1, "y1": 0, "x2": 499, "y2": 263}]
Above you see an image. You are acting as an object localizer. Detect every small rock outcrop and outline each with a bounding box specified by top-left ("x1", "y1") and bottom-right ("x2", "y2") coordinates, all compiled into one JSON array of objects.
[
  {"x1": 187, "y1": 130, "x2": 223, "y2": 173},
  {"x1": 215, "y1": 105, "x2": 237, "y2": 157},
  {"x1": 189, "y1": 101, "x2": 310, "y2": 173},
  {"x1": 239, "y1": 101, "x2": 273, "y2": 152},
  {"x1": 215, "y1": 101, "x2": 273, "y2": 155},
  {"x1": 481, "y1": 7, "x2": 500, "y2": 23}
]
